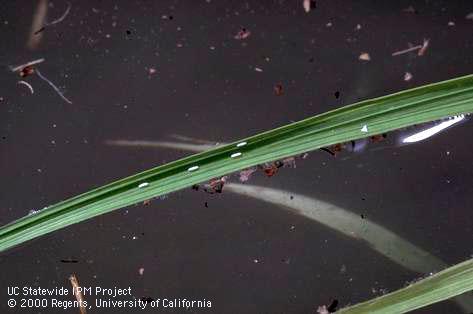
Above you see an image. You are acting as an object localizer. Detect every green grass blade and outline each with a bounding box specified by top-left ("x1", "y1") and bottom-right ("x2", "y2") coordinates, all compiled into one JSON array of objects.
[
  {"x1": 1, "y1": 74, "x2": 473, "y2": 253},
  {"x1": 337, "y1": 258, "x2": 473, "y2": 313}
]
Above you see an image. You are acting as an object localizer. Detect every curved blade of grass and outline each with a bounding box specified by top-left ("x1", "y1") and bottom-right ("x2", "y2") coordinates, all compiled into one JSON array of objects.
[
  {"x1": 2, "y1": 74, "x2": 473, "y2": 253},
  {"x1": 337, "y1": 258, "x2": 473, "y2": 314}
]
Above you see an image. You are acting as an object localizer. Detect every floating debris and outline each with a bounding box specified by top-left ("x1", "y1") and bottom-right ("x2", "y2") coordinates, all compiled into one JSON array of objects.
[
  {"x1": 303, "y1": 0, "x2": 316, "y2": 13},
  {"x1": 254, "y1": 67, "x2": 263, "y2": 72},
  {"x1": 359, "y1": 52, "x2": 371, "y2": 61},
  {"x1": 34, "y1": 2, "x2": 72, "y2": 34},
  {"x1": 234, "y1": 28, "x2": 251, "y2": 40},
  {"x1": 236, "y1": 141, "x2": 247, "y2": 147},
  {"x1": 370, "y1": 133, "x2": 387, "y2": 143},
  {"x1": 138, "y1": 267, "x2": 145, "y2": 275},
  {"x1": 281, "y1": 156, "x2": 296, "y2": 168},
  {"x1": 18, "y1": 80, "x2": 34, "y2": 94},
  {"x1": 320, "y1": 143, "x2": 345, "y2": 156},
  {"x1": 60, "y1": 259, "x2": 79, "y2": 263},
  {"x1": 404, "y1": 72, "x2": 413, "y2": 81},
  {"x1": 417, "y1": 38, "x2": 429, "y2": 56},
  {"x1": 239, "y1": 167, "x2": 257, "y2": 182},
  {"x1": 261, "y1": 161, "x2": 284, "y2": 177},
  {"x1": 148, "y1": 67, "x2": 157, "y2": 75},
  {"x1": 69, "y1": 274, "x2": 87, "y2": 314},
  {"x1": 274, "y1": 83, "x2": 284, "y2": 96},
  {"x1": 138, "y1": 182, "x2": 149, "y2": 188},
  {"x1": 466, "y1": 12, "x2": 473, "y2": 20},
  {"x1": 447, "y1": 21, "x2": 455, "y2": 26},
  {"x1": 35, "y1": 69, "x2": 73, "y2": 104},
  {"x1": 206, "y1": 176, "x2": 228, "y2": 194},
  {"x1": 392, "y1": 39, "x2": 429, "y2": 57},
  {"x1": 361, "y1": 125, "x2": 368, "y2": 132},
  {"x1": 317, "y1": 305, "x2": 329, "y2": 314},
  {"x1": 10, "y1": 58, "x2": 45, "y2": 73},
  {"x1": 20, "y1": 66, "x2": 35, "y2": 78}
]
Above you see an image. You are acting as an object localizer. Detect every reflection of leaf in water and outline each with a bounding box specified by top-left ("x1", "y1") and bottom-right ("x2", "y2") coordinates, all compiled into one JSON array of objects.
[
  {"x1": 124, "y1": 136, "x2": 473, "y2": 312},
  {"x1": 105, "y1": 139, "x2": 218, "y2": 152},
  {"x1": 225, "y1": 184, "x2": 473, "y2": 312}
]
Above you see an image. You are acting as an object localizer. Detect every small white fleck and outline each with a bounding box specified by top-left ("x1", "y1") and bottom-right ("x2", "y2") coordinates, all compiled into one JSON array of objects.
[
  {"x1": 138, "y1": 182, "x2": 149, "y2": 188},
  {"x1": 231, "y1": 152, "x2": 242, "y2": 158},
  {"x1": 236, "y1": 142, "x2": 247, "y2": 147},
  {"x1": 188, "y1": 165, "x2": 199, "y2": 172},
  {"x1": 254, "y1": 67, "x2": 263, "y2": 72},
  {"x1": 361, "y1": 125, "x2": 368, "y2": 132},
  {"x1": 404, "y1": 72, "x2": 413, "y2": 81},
  {"x1": 359, "y1": 53, "x2": 371, "y2": 61}
]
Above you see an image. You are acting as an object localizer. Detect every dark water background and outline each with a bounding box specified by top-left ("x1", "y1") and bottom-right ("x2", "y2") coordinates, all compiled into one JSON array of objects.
[{"x1": 1, "y1": 0, "x2": 473, "y2": 313}]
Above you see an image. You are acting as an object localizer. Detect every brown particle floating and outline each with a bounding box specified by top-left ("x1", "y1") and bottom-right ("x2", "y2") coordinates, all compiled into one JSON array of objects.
[
  {"x1": 274, "y1": 83, "x2": 283, "y2": 96},
  {"x1": 234, "y1": 28, "x2": 251, "y2": 40},
  {"x1": 370, "y1": 133, "x2": 387, "y2": 143},
  {"x1": 359, "y1": 53, "x2": 371, "y2": 61},
  {"x1": 202, "y1": 176, "x2": 227, "y2": 194},
  {"x1": 261, "y1": 161, "x2": 284, "y2": 177},
  {"x1": 19, "y1": 65, "x2": 35, "y2": 78}
]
